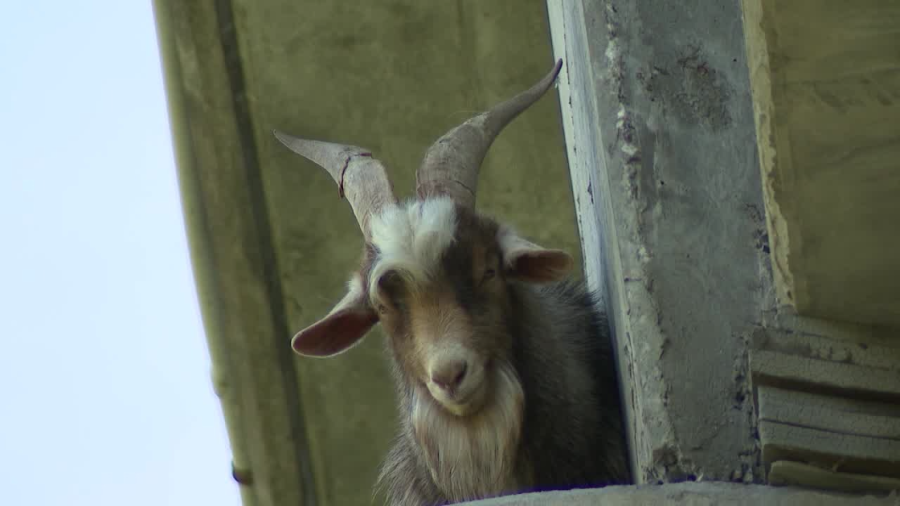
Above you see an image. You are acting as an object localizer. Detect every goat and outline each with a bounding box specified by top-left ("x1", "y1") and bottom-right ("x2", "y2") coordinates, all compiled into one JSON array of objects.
[{"x1": 274, "y1": 59, "x2": 630, "y2": 505}]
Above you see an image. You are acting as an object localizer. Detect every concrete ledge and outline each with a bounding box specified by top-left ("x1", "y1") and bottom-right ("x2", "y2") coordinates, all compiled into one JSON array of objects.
[{"x1": 458, "y1": 482, "x2": 898, "y2": 505}]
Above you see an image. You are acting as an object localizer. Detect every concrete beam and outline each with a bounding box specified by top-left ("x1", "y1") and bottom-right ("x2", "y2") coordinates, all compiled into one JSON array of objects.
[
  {"x1": 741, "y1": 0, "x2": 900, "y2": 328},
  {"x1": 151, "y1": 1, "x2": 314, "y2": 504}
]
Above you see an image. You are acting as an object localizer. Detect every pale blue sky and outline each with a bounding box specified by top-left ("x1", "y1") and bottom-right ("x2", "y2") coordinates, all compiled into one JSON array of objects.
[{"x1": 0, "y1": 2, "x2": 241, "y2": 505}]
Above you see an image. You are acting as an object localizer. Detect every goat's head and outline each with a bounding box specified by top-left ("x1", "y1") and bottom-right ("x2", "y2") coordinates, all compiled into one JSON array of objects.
[{"x1": 275, "y1": 60, "x2": 570, "y2": 417}]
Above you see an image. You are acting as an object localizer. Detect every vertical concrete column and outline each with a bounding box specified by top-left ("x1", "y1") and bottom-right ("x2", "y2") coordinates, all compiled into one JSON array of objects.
[{"x1": 547, "y1": 0, "x2": 769, "y2": 484}]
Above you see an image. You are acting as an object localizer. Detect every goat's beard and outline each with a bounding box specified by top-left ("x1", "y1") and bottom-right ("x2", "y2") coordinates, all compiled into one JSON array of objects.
[{"x1": 411, "y1": 361, "x2": 525, "y2": 502}]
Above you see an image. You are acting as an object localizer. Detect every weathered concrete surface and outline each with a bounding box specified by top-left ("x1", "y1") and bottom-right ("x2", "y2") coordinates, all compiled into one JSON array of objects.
[
  {"x1": 458, "y1": 482, "x2": 900, "y2": 506},
  {"x1": 153, "y1": 1, "x2": 581, "y2": 505},
  {"x1": 748, "y1": 326, "x2": 900, "y2": 488},
  {"x1": 741, "y1": 0, "x2": 900, "y2": 328},
  {"x1": 548, "y1": 0, "x2": 900, "y2": 493},
  {"x1": 769, "y1": 461, "x2": 900, "y2": 494},
  {"x1": 548, "y1": 0, "x2": 769, "y2": 485}
]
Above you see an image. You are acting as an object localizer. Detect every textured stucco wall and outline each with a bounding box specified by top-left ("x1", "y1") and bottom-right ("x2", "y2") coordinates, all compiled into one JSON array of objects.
[
  {"x1": 155, "y1": 1, "x2": 581, "y2": 505},
  {"x1": 741, "y1": 0, "x2": 900, "y2": 328}
]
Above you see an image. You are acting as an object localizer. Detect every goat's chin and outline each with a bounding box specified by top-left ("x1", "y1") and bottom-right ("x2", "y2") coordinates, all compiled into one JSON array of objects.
[
  {"x1": 412, "y1": 361, "x2": 525, "y2": 502},
  {"x1": 431, "y1": 382, "x2": 490, "y2": 417}
]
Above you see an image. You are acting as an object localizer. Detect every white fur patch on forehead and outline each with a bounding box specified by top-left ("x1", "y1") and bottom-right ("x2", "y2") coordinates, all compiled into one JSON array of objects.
[{"x1": 368, "y1": 197, "x2": 457, "y2": 302}]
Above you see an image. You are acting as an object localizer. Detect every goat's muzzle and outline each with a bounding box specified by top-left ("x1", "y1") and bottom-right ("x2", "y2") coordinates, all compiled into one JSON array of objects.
[{"x1": 426, "y1": 351, "x2": 490, "y2": 417}]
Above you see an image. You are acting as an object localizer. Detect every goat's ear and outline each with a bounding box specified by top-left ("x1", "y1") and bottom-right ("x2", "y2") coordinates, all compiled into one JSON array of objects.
[
  {"x1": 499, "y1": 229, "x2": 574, "y2": 283},
  {"x1": 291, "y1": 275, "x2": 378, "y2": 357}
]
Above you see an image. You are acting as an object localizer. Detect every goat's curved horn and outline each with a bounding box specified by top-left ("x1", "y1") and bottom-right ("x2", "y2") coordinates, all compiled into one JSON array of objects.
[
  {"x1": 415, "y1": 59, "x2": 563, "y2": 208},
  {"x1": 273, "y1": 131, "x2": 397, "y2": 240}
]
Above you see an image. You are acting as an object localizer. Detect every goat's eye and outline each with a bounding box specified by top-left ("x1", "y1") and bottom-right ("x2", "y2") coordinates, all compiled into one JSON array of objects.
[
  {"x1": 481, "y1": 268, "x2": 496, "y2": 284},
  {"x1": 377, "y1": 270, "x2": 406, "y2": 308}
]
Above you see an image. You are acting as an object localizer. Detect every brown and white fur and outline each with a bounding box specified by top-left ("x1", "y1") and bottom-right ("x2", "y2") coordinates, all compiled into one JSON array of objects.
[
  {"x1": 275, "y1": 59, "x2": 630, "y2": 505},
  {"x1": 371, "y1": 198, "x2": 629, "y2": 504}
]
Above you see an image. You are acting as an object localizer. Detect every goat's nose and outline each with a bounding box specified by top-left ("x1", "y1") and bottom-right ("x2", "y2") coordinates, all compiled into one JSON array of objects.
[{"x1": 430, "y1": 360, "x2": 468, "y2": 392}]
